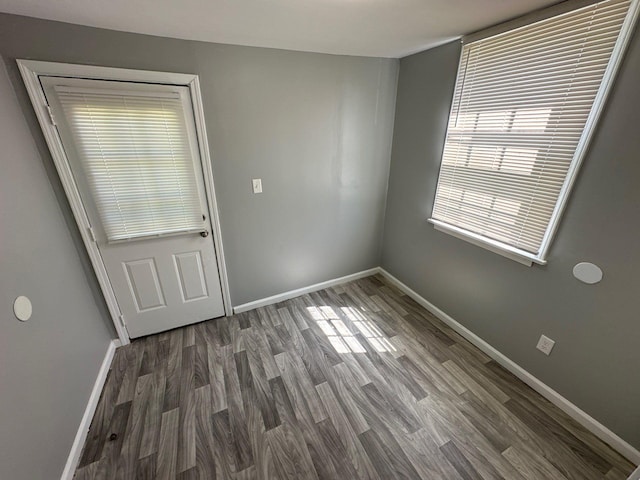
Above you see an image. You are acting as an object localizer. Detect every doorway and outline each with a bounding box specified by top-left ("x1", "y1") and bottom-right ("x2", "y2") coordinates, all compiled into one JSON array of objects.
[{"x1": 19, "y1": 60, "x2": 231, "y2": 343}]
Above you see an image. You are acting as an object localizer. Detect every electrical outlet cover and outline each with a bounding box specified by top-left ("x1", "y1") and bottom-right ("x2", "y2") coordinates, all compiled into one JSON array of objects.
[{"x1": 536, "y1": 334, "x2": 555, "y2": 355}]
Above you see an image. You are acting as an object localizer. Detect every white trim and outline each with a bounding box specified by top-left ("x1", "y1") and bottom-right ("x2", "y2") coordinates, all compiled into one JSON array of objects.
[
  {"x1": 189, "y1": 75, "x2": 233, "y2": 315},
  {"x1": 628, "y1": 465, "x2": 640, "y2": 480},
  {"x1": 233, "y1": 268, "x2": 380, "y2": 314},
  {"x1": 60, "y1": 339, "x2": 121, "y2": 480},
  {"x1": 19, "y1": 60, "x2": 200, "y2": 86},
  {"x1": 538, "y1": 0, "x2": 640, "y2": 260},
  {"x1": 17, "y1": 60, "x2": 233, "y2": 343},
  {"x1": 378, "y1": 267, "x2": 640, "y2": 465},
  {"x1": 429, "y1": 219, "x2": 539, "y2": 266}
]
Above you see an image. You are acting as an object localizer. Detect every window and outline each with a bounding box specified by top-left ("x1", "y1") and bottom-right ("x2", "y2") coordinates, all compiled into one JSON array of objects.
[
  {"x1": 52, "y1": 81, "x2": 205, "y2": 242},
  {"x1": 430, "y1": 0, "x2": 638, "y2": 265}
]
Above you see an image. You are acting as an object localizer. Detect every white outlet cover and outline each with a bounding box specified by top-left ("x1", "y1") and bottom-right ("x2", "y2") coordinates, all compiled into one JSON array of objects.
[
  {"x1": 536, "y1": 334, "x2": 555, "y2": 356},
  {"x1": 252, "y1": 178, "x2": 263, "y2": 194},
  {"x1": 14, "y1": 295, "x2": 32, "y2": 322},
  {"x1": 573, "y1": 262, "x2": 603, "y2": 284}
]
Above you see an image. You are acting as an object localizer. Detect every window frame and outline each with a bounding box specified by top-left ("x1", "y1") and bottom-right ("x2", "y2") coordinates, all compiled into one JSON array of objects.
[{"x1": 429, "y1": 0, "x2": 640, "y2": 266}]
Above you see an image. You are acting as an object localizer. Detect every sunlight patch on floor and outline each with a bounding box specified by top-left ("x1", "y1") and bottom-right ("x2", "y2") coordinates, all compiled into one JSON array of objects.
[{"x1": 306, "y1": 305, "x2": 396, "y2": 354}]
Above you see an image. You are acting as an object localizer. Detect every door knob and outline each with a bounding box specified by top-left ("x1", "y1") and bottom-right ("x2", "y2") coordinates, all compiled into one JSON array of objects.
[{"x1": 200, "y1": 230, "x2": 209, "y2": 238}]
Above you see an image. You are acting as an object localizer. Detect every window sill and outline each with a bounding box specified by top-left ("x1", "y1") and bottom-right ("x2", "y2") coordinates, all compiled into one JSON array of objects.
[{"x1": 428, "y1": 219, "x2": 547, "y2": 267}]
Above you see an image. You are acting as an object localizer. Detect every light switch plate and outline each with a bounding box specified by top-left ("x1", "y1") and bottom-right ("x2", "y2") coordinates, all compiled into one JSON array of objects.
[{"x1": 252, "y1": 178, "x2": 263, "y2": 194}]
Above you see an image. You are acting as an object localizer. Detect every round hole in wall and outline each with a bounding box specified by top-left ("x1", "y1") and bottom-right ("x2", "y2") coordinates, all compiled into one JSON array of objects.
[
  {"x1": 13, "y1": 296, "x2": 33, "y2": 322},
  {"x1": 573, "y1": 262, "x2": 603, "y2": 285}
]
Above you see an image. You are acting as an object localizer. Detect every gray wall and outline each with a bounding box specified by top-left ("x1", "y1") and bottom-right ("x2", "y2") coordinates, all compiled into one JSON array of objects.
[
  {"x1": 381, "y1": 36, "x2": 640, "y2": 449},
  {"x1": 0, "y1": 13, "x2": 398, "y2": 307},
  {"x1": 0, "y1": 13, "x2": 397, "y2": 478},
  {"x1": 0, "y1": 61, "x2": 115, "y2": 479}
]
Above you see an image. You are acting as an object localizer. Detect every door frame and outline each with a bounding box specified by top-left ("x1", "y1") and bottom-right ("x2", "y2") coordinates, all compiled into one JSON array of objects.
[{"x1": 18, "y1": 59, "x2": 233, "y2": 345}]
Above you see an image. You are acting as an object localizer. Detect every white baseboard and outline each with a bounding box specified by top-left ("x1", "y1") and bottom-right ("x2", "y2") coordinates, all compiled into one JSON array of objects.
[
  {"x1": 233, "y1": 268, "x2": 381, "y2": 314},
  {"x1": 378, "y1": 268, "x2": 640, "y2": 466},
  {"x1": 61, "y1": 339, "x2": 121, "y2": 480}
]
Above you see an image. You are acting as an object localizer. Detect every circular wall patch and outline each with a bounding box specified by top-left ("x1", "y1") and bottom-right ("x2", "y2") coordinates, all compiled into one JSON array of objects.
[
  {"x1": 14, "y1": 296, "x2": 33, "y2": 321},
  {"x1": 573, "y1": 262, "x2": 603, "y2": 285}
]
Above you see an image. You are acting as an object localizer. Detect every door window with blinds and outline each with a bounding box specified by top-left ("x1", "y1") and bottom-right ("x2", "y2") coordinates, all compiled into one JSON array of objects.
[
  {"x1": 44, "y1": 78, "x2": 206, "y2": 242},
  {"x1": 430, "y1": 0, "x2": 638, "y2": 265}
]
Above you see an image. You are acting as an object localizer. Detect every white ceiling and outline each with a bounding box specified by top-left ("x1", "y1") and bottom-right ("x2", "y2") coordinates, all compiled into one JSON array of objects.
[{"x1": 0, "y1": 0, "x2": 560, "y2": 58}]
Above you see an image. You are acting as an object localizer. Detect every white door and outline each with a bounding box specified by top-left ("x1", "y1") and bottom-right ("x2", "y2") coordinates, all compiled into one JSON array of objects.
[{"x1": 41, "y1": 77, "x2": 225, "y2": 338}]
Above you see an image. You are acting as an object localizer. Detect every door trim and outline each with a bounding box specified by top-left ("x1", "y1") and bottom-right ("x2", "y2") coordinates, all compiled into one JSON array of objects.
[{"x1": 18, "y1": 60, "x2": 233, "y2": 345}]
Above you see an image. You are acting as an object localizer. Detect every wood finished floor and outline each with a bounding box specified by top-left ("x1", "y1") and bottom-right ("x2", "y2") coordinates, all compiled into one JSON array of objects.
[{"x1": 75, "y1": 275, "x2": 634, "y2": 479}]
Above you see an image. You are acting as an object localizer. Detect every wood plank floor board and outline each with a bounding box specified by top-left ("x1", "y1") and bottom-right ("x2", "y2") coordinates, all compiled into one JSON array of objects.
[
  {"x1": 315, "y1": 417, "x2": 361, "y2": 479},
  {"x1": 504, "y1": 397, "x2": 611, "y2": 480},
  {"x1": 206, "y1": 342, "x2": 228, "y2": 414},
  {"x1": 182, "y1": 325, "x2": 196, "y2": 348},
  {"x1": 277, "y1": 306, "x2": 328, "y2": 387},
  {"x1": 295, "y1": 417, "x2": 341, "y2": 480},
  {"x1": 395, "y1": 426, "x2": 465, "y2": 480},
  {"x1": 364, "y1": 423, "x2": 422, "y2": 480},
  {"x1": 138, "y1": 337, "x2": 157, "y2": 378},
  {"x1": 356, "y1": 331, "x2": 428, "y2": 402},
  {"x1": 268, "y1": 376, "x2": 296, "y2": 426},
  {"x1": 315, "y1": 381, "x2": 381, "y2": 480},
  {"x1": 237, "y1": 311, "x2": 252, "y2": 330},
  {"x1": 327, "y1": 362, "x2": 372, "y2": 435},
  {"x1": 209, "y1": 409, "x2": 236, "y2": 474},
  {"x1": 116, "y1": 374, "x2": 153, "y2": 478},
  {"x1": 222, "y1": 316, "x2": 235, "y2": 346},
  {"x1": 176, "y1": 345, "x2": 196, "y2": 474},
  {"x1": 162, "y1": 330, "x2": 183, "y2": 413},
  {"x1": 138, "y1": 369, "x2": 166, "y2": 459},
  {"x1": 242, "y1": 337, "x2": 282, "y2": 432},
  {"x1": 502, "y1": 445, "x2": 568, "y2": 480},
  {"x1": 133, "y1": 453, "x2": 156, "y2": 480},
  {"x1": 358, "y1": 428, "x2": 401, "y2": 480},
  {"x1": 605, "y1": 467, "x2": 633, "y2": 480},
  {"x1": 155, "y1": 408, "x2": 179, "y2": 479},
  {"x1": 115, "y1": 346, "x2": 145, "y2": 406},
  {"x1": 192, "y1": 385, "x2": 217, "y2": 478},
  {"x1": 482, "y1": 359, "x2": 609, "y2": 454},
  {"x1": 87, "y1": 401, "x2": 131, "y2": 480},
  {"x1": 457, "y1": 390, "x2": 514, "y2": 453},
  {"x1": 361, "y1": 382, "x2": 421, "y2": 435},
  {"x1": 74, "y1": 461, "x2": 100, "y2": 480},
  {"x1": 76, "y1": 274, "x2": 635, "y2": 479},
  {"x1": 78, "y1": 346, "x2": 132, "y2": 467},
  {"x1": 419, "y1": 392, "x2": 526, "y2": 480},
  {"x1": 299, "y1": 308, "x2": 344, "y2": 368},
  {"x1": 289, "y1": 302, "x2": 311, "y2": 331},
  {"x1": 509, "y1": 394, "x2": 615, "y2": 475},
  {"x1": 440, "y1": 440, "x2": 484, "y2": 480},
  {"x1": 273, "y1": 351, "x2": 327, "y2": 424},
  {"x1": 229, "y1": 315, "x2": 246, "y2": 354},
  {"x1": 221, "y1": 344, "x2": 254, "y2": 471}
]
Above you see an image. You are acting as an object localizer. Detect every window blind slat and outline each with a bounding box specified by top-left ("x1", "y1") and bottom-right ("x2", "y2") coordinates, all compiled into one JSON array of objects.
[
  {"x1": 56, "y1": 86, "x2": 204, "y2": 242},
  {"x1": 431, "y1": 0, "x2": 631, "y2": 257}
]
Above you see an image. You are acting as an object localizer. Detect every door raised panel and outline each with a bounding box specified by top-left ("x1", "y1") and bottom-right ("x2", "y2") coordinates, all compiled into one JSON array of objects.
[
  {"x1": 123, "y1": 259, "x2": 166, "y2": 312},
  {"x1": 173, "y1": 251, "x2": 209, "y2": 302}
]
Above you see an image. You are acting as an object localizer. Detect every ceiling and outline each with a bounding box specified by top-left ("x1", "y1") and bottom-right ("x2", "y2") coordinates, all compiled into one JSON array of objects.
[{"x1": 0, "y1": 0, "x2": 561, "y2": 58}]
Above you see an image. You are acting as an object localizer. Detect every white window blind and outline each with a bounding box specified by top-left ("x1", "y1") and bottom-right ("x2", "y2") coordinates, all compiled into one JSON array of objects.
[
  {"x1": 55, "y1": 86, "x2": 204, "y2": 242},
  {"x1": 431, "y1": 0, "x2": 634, "y2": 262}
]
